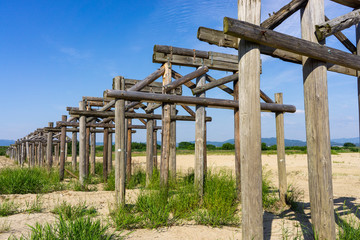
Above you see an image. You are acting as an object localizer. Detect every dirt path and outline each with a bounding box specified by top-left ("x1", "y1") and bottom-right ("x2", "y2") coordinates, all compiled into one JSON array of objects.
[{"x1": 0, "y1": 153, "x2": 359, "y2": 239}]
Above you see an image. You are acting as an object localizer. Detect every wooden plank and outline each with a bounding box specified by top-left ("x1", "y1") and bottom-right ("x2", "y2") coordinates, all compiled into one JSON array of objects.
[
  {"x1": 316, "y1": 9, "x2": 360, "y2": 41},
  {"x1": 330, "y1": 0, "x2": 360, "y2": 8},
  {"x1": 114, "y1": 76, "x2": 126, "y2": 205},
  {"x1": 301, "y1": 1, "x2": 336, "y2": 238},
  {"x1": 154, "y1": 45, "x2": 209, "y2": 58},
  {"x1": 104, "y1": 90, "x2": 297, "y2": 112},
  {"x1": 79, "y1": 101, "x2": 86, "y2": 185},
  {"x1": 126, "y1": 118, "x2": 132, "y2": 182},
  {"x1": 197, "y1": 27, "x2": 358, "y2": 76},
  {"x1": 172, "y1": 70, "x2": 197, "y2": 89},
  {"x1": 160, "y1": 62, "x2": 171, "y2": 189},
  {"x1": 237, "y1": 1, "x2": 263, "y2": 239},
  {"x1": 153, "y1": 121, "x2": 158, "y2": 169},
  {"x1": 59, "y1": 115, "x2": 67, "y2": 181},
  {"x1": 146, "y1": 116, "x2": 154, "y2": 186},
  {"x1": 356, "y1": 21, "x2": 360, "y2": 186},
  {"x1": 223, "y1": 17, "x2": 360, "y2": 71},
  {"x1": 103, "y1": 128, "x2": 109, "y2": 182},
  {"x1": 194, "y1": 70, "x2": 206, "y2": 196},
  {"x1": 90, "y1": 126, "x2": 96, "y2": 175},
  {"x1": 124, "y1": 78, "x2": 182, "y2": 95},
  {"x1": 72, "y1": 131, "x2": 77, "y2": 171},
  {"x1": 85, "y1": 126, "x2": 90, "y2": 177},
  {"x1": 275, "y1": 93, "x2": 287, "y2": 205},
  {"x1": 54, "y1": 143, "x2": 59, "y2": 167},
  {"x1": 181, "y1": 105, "x2": 196, "y2": 117}
]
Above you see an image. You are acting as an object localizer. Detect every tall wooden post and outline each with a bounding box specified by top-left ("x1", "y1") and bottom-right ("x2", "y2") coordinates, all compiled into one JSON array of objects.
[
  {"x1": 357, "y1": 24, "x2": 360, "y2": 150},
  {"x1": 30, "y1": 143, "x2": 35, "y2": 167},
  {"x1": 126, "y1": 118, "x2": 132, "y2": 181},
  {"x1": 146, "y1": 117, "x2": 154, "y2": 185},
  {"x1": 153, "y1": 122, "x2": 158, "y2": 169},
  {"x1": 275, "y1": 93, "x2": 287, "y2": 205},
  {"x1": 79, "y1": 101, "x2": 86, "y2": 185},
  {"x1": 90, "y1": 127, "x2": 96, "y2": 175},
  {"x1": 195, "y1": 70, "x2": 206, "y2": 196},
  {"x1": 26, "y1": 141, "x2": 29, "y2": 164},
  {"x1": 169, "y1": 105, "x2": 177, "y2": 180},
  {"x1": 301, "y1": 1, "x2": 335, "y2": 239},
  {"x1": 38, "y1": 142, "x2": 42, "y2": 167},
  {"x1": 60, "y1": 115, "x2": 67, "y2": 180},
  {"x1": 72, "y1": 130, "x2": 77, "y2": 170},
  {"x1": 21, "y1": 142, "x2": 25, "y2": 167},
  {"x1": 234, "y1": 77, "x2": 241, "y2": 199},
  {"x1": 160, "y1": 63, "x2": 172, "y2": 188},
  {"x1": 114, "y1": 76, "x2": 126, "y2": 205},
  {"x1": 54, "y1": 143, "x2": 59, "y2": 166},
  {"x1": 85, "y1": 126, "x2": 90, "y2": 177},
  {"x1": 238, "y1": 0, "x2": 262, "y2": 239},
  {"x1": 103, "y1": 128, "x2": 109, "y2": 181},
  {"x1": 107, "y1": 132, "x2": 113, "y2": 173},
  {"x1": 46, "y1": 122, "x2": 53, "y2": 171}
]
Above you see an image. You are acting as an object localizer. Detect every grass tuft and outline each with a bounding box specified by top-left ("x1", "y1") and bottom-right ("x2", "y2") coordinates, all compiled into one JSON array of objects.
[
  {"x1": 0, "y1": 200, "x2": 19, "y2": 216},
  {"x1": 51, "y1": 201, "x2": 97, "y2": 220},
  {"x1": 24, "y1": 195, "x2": 43, "y2": 213}
]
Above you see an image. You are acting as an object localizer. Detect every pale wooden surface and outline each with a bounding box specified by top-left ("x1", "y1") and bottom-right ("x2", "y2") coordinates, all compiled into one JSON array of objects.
[
  {"x1": 146, "y1": 117, "x2": 154, "y2": 185},
  {"x1": 79, "y1": 101, "x2": 86, "y2": 185},
  {"x1": 90, "y1": 128, "x2": 96, "y2": 175},
  {"x1": 72, "y1": 131, "x2": 77, "y2": 171},
  {"x1": 301, "y1": 0, "x2": 336, "y2": 238},
  {"x1": 59, "y1": 115, "x2": 67, "y2": 180}
]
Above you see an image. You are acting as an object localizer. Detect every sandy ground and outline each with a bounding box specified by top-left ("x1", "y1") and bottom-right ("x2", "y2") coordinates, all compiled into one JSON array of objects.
[{"x1": 0, "y1": 153, "x2": 359, "y2": 239}]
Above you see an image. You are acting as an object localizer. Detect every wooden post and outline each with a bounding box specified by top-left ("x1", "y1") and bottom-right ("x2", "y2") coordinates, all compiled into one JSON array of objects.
[
  {"x1": 234, "y1": 76, "x2": 241, "y2": 199},
  {"x1": 103, "y1": 128, "x2": 109, "y2": 181},
  {"x1": 79, "y1": 101, "x2": 86, "y2": 185},
  {"x1": 301, "y1": 0, "x2": 336, "y2": 239},
  {"x1": 169, "y1": 105, "x2": 177, "y2": 180},
  {"x1": 275, "y1": 93, "x2": 287, "y2": 205},
  {"x1": 39, "y1": 142, "x2": 43, "y2": 167},
  {"x1": 114, "y1": 76, "x2": 126, "y2": 205},
  {"x1": 126, "y1": 118, "x2": 132, "y2": 181},
  {"x1": 160, "y1": 63, "x2": 172, "y2": 189},
  {"x1": 54, "y1": 143, "x2": 59, "y2": 166},
  {"x1": 72, "y1": 131, "x2": 77, "y2": 170},
  {"x1": 30, "y1": 143, "x2": 35, "y2": 167},
  {"x1": 85, "y1": 126, "x2": 90, "y2": 177},
  {"x1": 195, "y1": 69, "x2": 206, "y2": 196},
  {"x1": 46, "y1": 122, "x2": 53, "y2": 171},
  {"x1": 60, "y1": 115, "x2": 67, "y2": 181},
  {"x1": 21, "y1": 142, "x2": 25, "y2": 167},
  {"x1": 238, "y1": 0, "x2": 263, "y2": 239},
  {"x1": 90, "y1": 127, "x2": 96, "y2": 175},
  {"x1": 146, "y1": 117, "x2": 154, "y2": 185},
  {"x1": 107, "y1": 132, "x2": 113, "y2": 173},
  {"x1": 357, "y1": 23, "x2": 360, "y2": 156},
  {"x1": 153, "y1": 122, "x2": 158, "y2": 169}
]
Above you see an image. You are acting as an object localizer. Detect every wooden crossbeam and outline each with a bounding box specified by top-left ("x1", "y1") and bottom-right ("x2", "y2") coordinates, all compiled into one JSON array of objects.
[
  {"x1": 325, "y1": 16, "x2": 357, "y2": 53},
  {"x1": 197, "y1": 27, "x2": 357, "y2": 76},
  {"x1": 223, "y1": 17, "x2": 360, "y2": 71},
  {"x1": 104, "y1": 90, "x2": 296, "y2": 113},
  {"x1": 330, "y1": 0, "x2": 360, "y2": 8},
  {"x1": 316, "y1": 9, "x2": 360, "y2": 41}
]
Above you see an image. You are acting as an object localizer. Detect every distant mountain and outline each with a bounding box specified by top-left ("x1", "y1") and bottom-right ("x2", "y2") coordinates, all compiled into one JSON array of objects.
[
  {"x1": 331, "y1": 137, "x2": 359, "y2": 145},
  {"x1": 0, "y1": 139, "x2": 15, "y2": 146}
]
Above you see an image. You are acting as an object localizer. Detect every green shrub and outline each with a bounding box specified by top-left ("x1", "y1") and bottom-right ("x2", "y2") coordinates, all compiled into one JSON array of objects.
[{"x1": 0, "y1": 167, "x2": 62, "y2": 194}]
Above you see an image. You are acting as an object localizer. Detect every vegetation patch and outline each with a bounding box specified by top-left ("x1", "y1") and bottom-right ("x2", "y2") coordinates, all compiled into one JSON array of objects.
[
  {"x1": 51, "y1": 201, "x2": 97, "y2": 220},
  {"x1": 0, "y1": 200, "x2": 19, "y2": 216}
]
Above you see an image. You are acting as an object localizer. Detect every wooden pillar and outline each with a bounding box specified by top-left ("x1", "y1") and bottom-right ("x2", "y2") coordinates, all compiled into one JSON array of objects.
[
  {"x1": 90, "y1": 127, "x2": 96, "y2": 175},
  {"x1": 103, "y1": 128, "x2": 109, "y2": 182},
  {"x1": 54, "y1": 143, "x2": 59, "y2": 166},
  {"x1": 26, "y1": 141, "x2": 29, "y2": 164},
  {"x1": 195, "y1": 70, "x2": 206, "y2": 196},
  {"x1": 301, "y1": 1, "x2": 335, "y2": 239},
  {"x1": 357, "y1": 24, "x2": 360, "y2": 152},
  {"x1": 126, "y1": 118, "x2": 132, "y2": 181},
  {"x1": 234, "y1": 77, "x2": 241, "y2": 199},
  {"x1": 65, "y1": 141, "x2": 68, "y2": 162},
  {"x1": 238, "y1": 0, "x2": 262, "y2": 239},
  {"x1": 107, "y1": 132, "x2": 113, "y2": 173},
  {"x1": 38, "y1": 142, "x2": 42, "y2": 167},
  {"x1": 72, "y1": 131, "x2": 77, "y2": 170},
  {"x1": 60, "y1": 115, "x2": 67, "y2": 181},
  {"x1": 153, "y1": 122, "x2": 158, "y2": 169},
  {"x1": 275, "y1": 93, "x2": 287, "y2": 205},
  {"x1": 21, "y1": 142, "x2": 25, "y2": 167},
  {"x1": 114, "y1": 76, "x2": 126, "y2": 205},
  {"x1": 85, "y1": 126, "x2": 90, "y2": 177},
  {"x1": 160, "y1": 63, "x2": 172, "y2": 188},
  {"x1": 30, "y1": 143, "x2": 35, "y2": 167},
  {"x1": 46, "y1": 122, "x2": 53, "y2": 171},
  {"x1": 146, "y1": 117, "x2": 154, "y2": 185},
  {"x1": 169, "y1": 105, "x2": 177, "y2": 180},
  {"x1": 79, "y1": 101, "x2": 86, "y2": 185}
]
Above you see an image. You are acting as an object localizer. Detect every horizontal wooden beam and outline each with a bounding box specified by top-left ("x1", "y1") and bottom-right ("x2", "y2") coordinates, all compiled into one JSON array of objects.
[
  {"x1": 164, "y1": 66, "x2": 208, "y2": 93},
  {"x1": 104, "y1": 90, "x2": 296, "y2": 113},
  {"x1": 153, "y1": 45, "x2": 239, "y2": 71},
  {"x1": 330, "y1": 0, "x2": 360, "y2": 8},
  {"x1": 192, "y1": 73, "x2": 238, "y2": 95},
  {"x1": 316, "y1": 9, "x2": 360, "y2": 41},
  {"x1": 325, "y1": 16, "x2": 357, "y2": 53},
  {"x1": 197, "y1": 26, "x2": 357, "y2": 76},
  {"x1": 128, "y1": 124, "x2": 162, "y2": 130},
  {"x1": 223, "y1": 17, "x2": 360, "y2": 71},
  {"x1": 69, "y1": 109, "x2": 212, "y2": 121}
]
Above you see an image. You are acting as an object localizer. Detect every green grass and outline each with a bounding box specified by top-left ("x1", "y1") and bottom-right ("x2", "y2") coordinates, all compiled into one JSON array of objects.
[
  {"x1": 0, "y1": 200, "x2": 18, "y2": 216},
  {"x1": 51, "y1": 202, "x2": 97, "y2": 220},
  {"x1": 24, "y1": 195, "x2": 43, "y2": 213},
  {"x1": 337, "y1": 205, "x2": 360, "y2": 240},
  {"x1": 0, "y1": 167, "x2": 62, "y2": 194},
  {"x1": 15, "y1": 214, "x2": 118, "y2": 240}
]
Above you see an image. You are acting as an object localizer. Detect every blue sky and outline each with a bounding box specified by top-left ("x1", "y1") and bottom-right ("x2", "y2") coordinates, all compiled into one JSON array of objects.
[{"x1": 0, "y1": 0, "x2": 358, "y2": 143}]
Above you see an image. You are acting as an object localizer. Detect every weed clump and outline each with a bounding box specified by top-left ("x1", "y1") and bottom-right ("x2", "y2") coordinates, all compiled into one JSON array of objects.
[{"x1": 51, "y1": 202, "x2": 97, "y2": 220}]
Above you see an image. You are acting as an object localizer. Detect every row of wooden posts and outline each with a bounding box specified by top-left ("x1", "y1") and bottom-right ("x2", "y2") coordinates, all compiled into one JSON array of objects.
[{"x1": 7, "y1": 0, "x2": 360, "y2": 239}]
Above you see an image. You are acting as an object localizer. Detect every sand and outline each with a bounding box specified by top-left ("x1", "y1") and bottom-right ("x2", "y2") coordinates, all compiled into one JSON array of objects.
[{"x1": 0, "y1": 153, "x2": 359, "y2": 239}]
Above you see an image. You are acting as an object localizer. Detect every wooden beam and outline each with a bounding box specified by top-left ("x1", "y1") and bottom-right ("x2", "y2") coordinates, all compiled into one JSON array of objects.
[
  {"x1": 126, "y1": 118, "x2": 132, "y2": 182},
  {"x1": 197, "y1": 27, "x2": 357, "y2": 76},
  {"x1": 46, "y1": 122, "x2": 53, "y2": 171},
  {"x1": 164, "y1": 66, "x2": 208, "y2": 93},
  {"x1": 356, "y1": 22, "x2": 360, "y2": 178},
  {"x1": 223, "y1": 17, "x2": 360, "y2": 71},
  {"x1": 103, "y1": 128, "x2": 109, "y2": 182},
  {"x1": 301, "y1": 0, "x2": 336, "y2": 238},
  {"x1": 191, "y1": 73, "x2": 238, "y2": 95},
  {"x1": 107, "y1": 132, "x2": 113, "y2": 173},
  {"x1": 237, "y1": 1, "x2": 263, "y2": 239},
  {"x1": 104, "y1": 90, "x2": 297, "y2": 112},
  {"x1": 316, "y1": 9, "x2": 360, "y2": 41},
  {"x1": 234, "y1": 77, "x2": 241, "y2": 199},
  {"x1": 326, "y1": 16, "x2": 357, "y2": 53},
  {"x1": 330, "y1": 0, "x2": 360, "y2": 8},
  {"x1": 90, "y1": 126, "x2": 96, "y2": 175}
]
